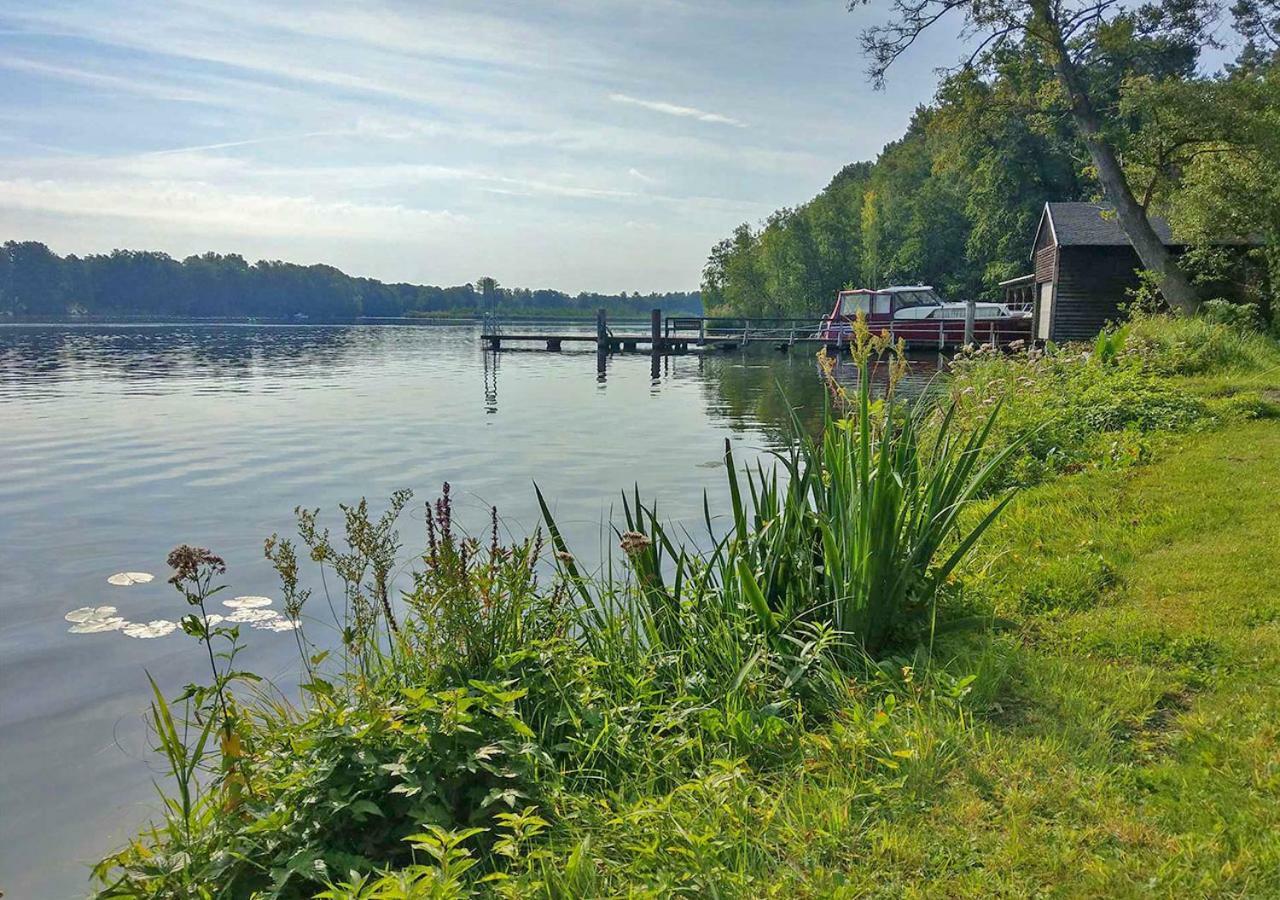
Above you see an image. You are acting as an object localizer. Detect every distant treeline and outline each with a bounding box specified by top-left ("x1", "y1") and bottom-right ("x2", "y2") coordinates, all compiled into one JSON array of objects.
[{"x1": 0, "y1": 241, "x2": 701, "y2": 320}]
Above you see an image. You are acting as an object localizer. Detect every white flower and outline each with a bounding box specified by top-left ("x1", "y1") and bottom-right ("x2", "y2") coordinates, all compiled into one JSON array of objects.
[{"x1": 107, "y1": 572, "x2": 154, "y2": 586}]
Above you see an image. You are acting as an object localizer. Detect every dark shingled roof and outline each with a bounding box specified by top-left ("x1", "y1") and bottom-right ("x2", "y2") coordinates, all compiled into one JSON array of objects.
[{"x1": 1044, "y1": 202, "x2": 1176, "y2": 246}]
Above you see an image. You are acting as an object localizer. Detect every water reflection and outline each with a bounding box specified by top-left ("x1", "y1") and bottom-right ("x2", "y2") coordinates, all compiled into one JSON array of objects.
[
  {"x1": 0, "y1": 324, "x2": 363, "y2": 391},
  {"x1": 693, "y1": 346, "x2": 948, "y2": 445}
]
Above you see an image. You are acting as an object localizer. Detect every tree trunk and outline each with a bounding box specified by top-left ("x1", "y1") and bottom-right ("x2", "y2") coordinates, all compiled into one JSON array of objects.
[{"x1": 1031, "y1": 0, "x2": 1201, "y2": 315}]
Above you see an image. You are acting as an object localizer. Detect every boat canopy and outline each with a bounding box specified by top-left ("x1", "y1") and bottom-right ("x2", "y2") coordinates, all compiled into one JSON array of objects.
[{"x1": 837, "y1": 286, "x2": 943, "y2": 316}]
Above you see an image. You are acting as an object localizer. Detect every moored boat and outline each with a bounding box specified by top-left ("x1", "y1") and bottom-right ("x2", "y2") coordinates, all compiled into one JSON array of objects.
[{"x1": 818, "y1": 285, "x2": 1032, "y2": 348}]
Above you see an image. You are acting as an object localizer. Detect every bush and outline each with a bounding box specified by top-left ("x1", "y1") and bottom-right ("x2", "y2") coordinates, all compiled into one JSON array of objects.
[
  {"x1": 1124, "y1": 311, "x2": 1280, "y2": 376},
  {"x1": 1200, "y1": 298, "x2": 1264, "y2": 333},
  {"x1": 944, "y1": 339, "x2": 1210, "y2": 490}
]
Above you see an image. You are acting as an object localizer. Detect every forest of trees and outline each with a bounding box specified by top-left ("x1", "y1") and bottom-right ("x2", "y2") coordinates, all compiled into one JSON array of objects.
[
  {"x1": 702, "y1": 0, "x2": 1279, "y2": 318},
  {"x1": 0, "y1": 242, "x2": 701, "y2": 320}
]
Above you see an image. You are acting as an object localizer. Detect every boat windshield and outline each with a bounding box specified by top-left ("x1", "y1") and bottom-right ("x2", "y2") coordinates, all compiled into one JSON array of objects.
[{"x1": 892, "y1": 289, "x2": 944, "y2": 309}]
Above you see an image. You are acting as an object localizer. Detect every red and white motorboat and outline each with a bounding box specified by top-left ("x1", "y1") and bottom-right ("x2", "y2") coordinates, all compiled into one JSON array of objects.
[{"x1": 818, "y1": 285, "x2": 1032, "y2": 348}]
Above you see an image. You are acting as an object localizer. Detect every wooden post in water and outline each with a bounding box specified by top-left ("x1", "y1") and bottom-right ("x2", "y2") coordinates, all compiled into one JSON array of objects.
[
  {"x1": 651, "y1": 308, "x2": 661, "y2": 352},
  {"x1": 963, "y1": 297, "x2": 976, "y2": 347},
  {"x1": 596, "y1": 307, "x2": 607, "y2": 371}
]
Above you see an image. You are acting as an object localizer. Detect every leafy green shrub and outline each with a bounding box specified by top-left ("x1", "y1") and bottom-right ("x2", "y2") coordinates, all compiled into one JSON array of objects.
[
  {"x1": 1070, "y1": 366, "x2": 1205, "y2": 432},
  {"x1": 945, "y1": 330, "x2": 1222, "y2": 489},
  {"x1": 97, "y1": 678, "x2": 551, "y2": 896},
  {"x1": 1200, "y1": 298, "x2": 1264, "y2": 332},
  {"x1": 1124, "y1": 312, "x2": 1280, "y2": 376}
]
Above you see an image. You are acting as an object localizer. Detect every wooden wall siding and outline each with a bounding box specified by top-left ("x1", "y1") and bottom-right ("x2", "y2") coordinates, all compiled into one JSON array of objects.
[
  {"x1": 1034, "y1": 246, "x2": 1057, "y2": 283},
  {"x1": 1050, "y1": 246, "x2": 1142, "y2": 341},
  {"x1": 1034, "y1": 218, "x2": 1056, "y2": 254}
]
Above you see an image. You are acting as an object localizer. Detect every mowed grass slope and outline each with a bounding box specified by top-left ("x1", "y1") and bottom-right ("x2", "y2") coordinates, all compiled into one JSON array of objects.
[{"x1": 858, "y1": 421, "x2": 1280, "y2": 898}]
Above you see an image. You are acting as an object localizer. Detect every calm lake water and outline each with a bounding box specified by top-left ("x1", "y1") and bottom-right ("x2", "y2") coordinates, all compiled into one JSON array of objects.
[{"x1": 0, "y1": 323, "x2": 944, "y2": 897}]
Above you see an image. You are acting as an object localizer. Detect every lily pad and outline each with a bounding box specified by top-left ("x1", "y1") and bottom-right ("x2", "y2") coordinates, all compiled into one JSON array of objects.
[
  {"x1": 123, "y1": 620, "x2": 178, "y2": 639},
  {"x1": 225, "y1": 608, "x2": 279, "y2": 624},
  {"x1": 107, "y1": 572, "x2": 154, "y2": 586},
  {"x1": 65, "y1": 606, "x2": 118, "y2": 623},
  {"x1": 223, "y1": 596, "x2": 273, "y2": 610},
  {"x1": 69, "y1": 617, "x2": 128, "y2": 634},
  {"x1": 252, "y1": 617, "x2": 300, "y2": 632}
]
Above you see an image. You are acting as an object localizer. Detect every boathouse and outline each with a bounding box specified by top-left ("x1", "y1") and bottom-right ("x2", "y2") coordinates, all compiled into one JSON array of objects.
[
  {"x1": 1025, "y1": 201, "x2": 1263, "y2": 342},
  {"x1": 1028, "y1": 202, "x2": 1178, "y2": 342}
]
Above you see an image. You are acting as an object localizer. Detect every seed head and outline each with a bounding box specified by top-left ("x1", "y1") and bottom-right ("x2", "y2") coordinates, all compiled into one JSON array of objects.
[{"x1": 619, "y1": 531, "x2": 652, "y2": 555}]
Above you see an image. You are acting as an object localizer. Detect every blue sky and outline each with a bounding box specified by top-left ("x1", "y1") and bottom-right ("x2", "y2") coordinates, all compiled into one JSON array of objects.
[{"x1": 0, "y1": 1, "x2": 966, "y2": 292}]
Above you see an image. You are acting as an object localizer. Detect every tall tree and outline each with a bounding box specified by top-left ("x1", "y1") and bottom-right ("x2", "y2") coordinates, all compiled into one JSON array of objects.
[{"x1": 853, "y1": 0, "x2": 1216, "y2": 314}]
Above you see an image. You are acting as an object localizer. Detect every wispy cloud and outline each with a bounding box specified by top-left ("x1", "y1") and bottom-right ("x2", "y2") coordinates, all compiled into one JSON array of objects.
[
  {"x1": 0, "y1": 56, "x2": 221, "y2": 104},
  {"x1": 609, "y1": 93, "x2": 746, "y2": 127},
  {"x1": 0, "y1": 178, "x2": 464, "y2": 238}
]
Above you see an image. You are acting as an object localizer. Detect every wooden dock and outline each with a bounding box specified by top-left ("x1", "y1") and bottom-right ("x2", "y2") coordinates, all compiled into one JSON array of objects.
[
  {"x1": 482, "y1": 308, "x2": 835, "y2": 355},
  {"x1": 480, "y1": 307, "x2": 1028, "y2": 356}
]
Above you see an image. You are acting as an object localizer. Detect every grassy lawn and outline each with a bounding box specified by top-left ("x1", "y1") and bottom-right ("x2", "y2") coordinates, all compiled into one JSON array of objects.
[{"x1": 854, "y1": 420, "x2": 1280, "y2": 897}]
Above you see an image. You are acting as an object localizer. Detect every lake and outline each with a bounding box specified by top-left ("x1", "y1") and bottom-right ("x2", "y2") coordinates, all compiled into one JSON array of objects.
[{"x1": 0, "y1": 323, "x2": 943, "y2": 897}]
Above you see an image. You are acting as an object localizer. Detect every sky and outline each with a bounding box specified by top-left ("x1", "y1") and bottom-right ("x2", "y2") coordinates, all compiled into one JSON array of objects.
[{"x1": 0, "y1": 0, "x2": 966, "y2": 293}]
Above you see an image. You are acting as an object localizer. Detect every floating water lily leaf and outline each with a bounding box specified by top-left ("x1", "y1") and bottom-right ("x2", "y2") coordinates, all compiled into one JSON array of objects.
[
  {"x1": 107, "y1": 572, "x2": 154, "y2": 586},
  {"x1": 223, "y1": 596, "x2": 273, "y2": 610},
  {"x1": 69, "y1": 617, "x2": 128, "y2": 634},
  {"x1": 122, "y1": 620, "x2": 178, "y2": 639},
  {"x1": 225, "y1": 608, "x2": 279, "y2": 624},
  {"x1": 65, "y1": 605, "x2": 118, "y2": 623},
  {"x1": 252, "y1": 617, "x2": 300, "y2": 632}
]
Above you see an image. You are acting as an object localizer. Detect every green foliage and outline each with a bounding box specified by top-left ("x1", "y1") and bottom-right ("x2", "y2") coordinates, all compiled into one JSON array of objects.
[
  {"x1": 1200, "y1": 297, "x2": 1265, "y2": 332},
  {"x1": 942, "y1": 316, "x2": 1279, "y2": 495},
  {"x1": 1124, "y1": 309, "x2": 1280, "y2": 375}
]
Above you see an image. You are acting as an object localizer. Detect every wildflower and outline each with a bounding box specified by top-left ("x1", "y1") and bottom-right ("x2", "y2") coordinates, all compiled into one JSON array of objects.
[
  {"x1": 619, "y1": 530, "x2": 652, "y2": 555},
  {"x1": 167, "y1": 545, "x2": 225, "y2": 588},
  {"x1": 554, "y1": 550, "x2": 576, "y2": 565}
]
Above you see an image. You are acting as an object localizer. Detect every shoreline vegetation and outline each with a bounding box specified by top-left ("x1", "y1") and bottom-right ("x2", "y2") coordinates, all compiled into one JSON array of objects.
[{"x1": 91, "y1": 312, "x2": 1280, "y2": 898}]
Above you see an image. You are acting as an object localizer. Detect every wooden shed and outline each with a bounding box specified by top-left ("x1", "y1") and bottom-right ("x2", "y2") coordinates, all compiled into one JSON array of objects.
[{"x1": 1028, "y1": 201, "x2": 1188, "y2": 342}]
